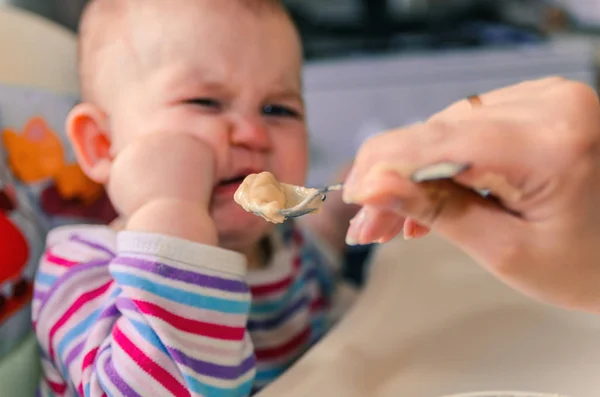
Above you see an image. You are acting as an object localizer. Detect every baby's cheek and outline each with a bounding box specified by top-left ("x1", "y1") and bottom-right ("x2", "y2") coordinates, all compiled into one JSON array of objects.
[
  {"x1": 279, "y1": 154, "x2": 307, "y2": 186},
  {"x1": 188, "y1": 119, "x2": 231, "y2": 172}
]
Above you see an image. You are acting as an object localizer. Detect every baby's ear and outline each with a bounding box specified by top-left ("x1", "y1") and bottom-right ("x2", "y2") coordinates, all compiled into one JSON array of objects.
[{"x1": 66, "y1": 103, "x2": 112, "y2": 184}]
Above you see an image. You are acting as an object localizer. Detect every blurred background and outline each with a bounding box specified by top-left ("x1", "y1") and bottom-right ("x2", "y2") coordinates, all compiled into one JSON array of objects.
[
  {"x1": 1, "y1": 0, "x2": 598, "y2": 45},
  {"x1": 2, "y1": 0, "x2": 600, "y2": 283},
  {"x1": 4, "y1": 0, "x2": 599, "y2": 185}
]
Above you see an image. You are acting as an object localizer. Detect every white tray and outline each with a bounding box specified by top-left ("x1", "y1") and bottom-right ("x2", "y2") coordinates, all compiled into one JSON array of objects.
[
  {"x1": 259, "y1": 233, "x2": 600, "y2": 396},
  {"x1": 442, "y1": 392, "x2": 568, "y2": 397}
]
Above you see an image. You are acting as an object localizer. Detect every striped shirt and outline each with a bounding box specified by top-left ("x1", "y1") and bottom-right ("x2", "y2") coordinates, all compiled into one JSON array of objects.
[{"x1": 32, "y1": 222, "x2": 340, "y2": 396}]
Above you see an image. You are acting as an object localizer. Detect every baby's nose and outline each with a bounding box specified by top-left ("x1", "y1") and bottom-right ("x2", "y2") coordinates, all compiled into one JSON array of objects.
[{"x1": 230, "y1": 116, "x2": 271, "y2": 151}]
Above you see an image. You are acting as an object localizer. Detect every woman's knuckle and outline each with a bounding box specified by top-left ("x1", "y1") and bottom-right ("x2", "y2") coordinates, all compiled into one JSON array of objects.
[
  {"x1": 558, "y1": 80, "x2": 599, "y2": 111},
  {"x1": 543, "y1": 75, "x2": 567, "y2": 85}
]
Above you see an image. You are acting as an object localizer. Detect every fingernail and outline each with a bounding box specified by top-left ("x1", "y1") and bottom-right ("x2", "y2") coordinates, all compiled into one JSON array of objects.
[
  {"x1": 342, "y1": 192, "x2": 355, "y2": 205},
  {"x1": 344, "y1": 167, "x2": 357, "y2": 186},
  {"x1": 345, "y1": 208, "x2": 367, "y2": 245},
  {"x1": 410, "y1": 162, "x2": 471, "y2": 183},
  {"x1": 413, "y1": 223, "x2": 431, "y2": 239},
  {"x1": 403, "y1": 219, "x2": 415, "y2": 240},
  {"x1": 342, "y1": 189, "x2": 356, "y2": 204},
  {"x1": 345, "y1": 236, "x2": 359, "y2": 246},
  {"x1": 342, "y1": 169, "x2": 357, "y2": 204}
]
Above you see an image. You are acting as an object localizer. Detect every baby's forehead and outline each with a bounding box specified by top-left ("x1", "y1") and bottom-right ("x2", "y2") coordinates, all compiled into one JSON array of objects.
[
  {"x1": 137, "y1": 7, "x2": 302, "y2": 84},
  {"x1": 81, "y1": 0, "x2": 302, "y2": 102}
]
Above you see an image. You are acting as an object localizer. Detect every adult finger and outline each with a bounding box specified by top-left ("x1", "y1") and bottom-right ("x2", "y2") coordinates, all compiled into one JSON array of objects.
[
  {"x1": 344, "y1": 115, "x2": 543, "y2": 209},
  {"x1": 403, "y1": 217, "x2": 430, "y2": 240},
  {"x1": 430, "y1": 76, "x2": 567, "y2": 122},
  {"x1": 348, "y1": 171, "x2": 527, "y2": 267},
  {"x1": 343, "y1": 117, "x2": 540, "y2": 264},
  {"x1": 345, "y1": 206, "x2": 405, "y2": 246}
]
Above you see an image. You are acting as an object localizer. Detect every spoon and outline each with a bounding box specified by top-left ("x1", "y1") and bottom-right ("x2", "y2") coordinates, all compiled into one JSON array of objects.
[
  {"x1": 279, "y1": 183, "x2": 343, "y2": 219},
  {"x1": 278, "y1": 161, "x2": 469, "y2": 219}
]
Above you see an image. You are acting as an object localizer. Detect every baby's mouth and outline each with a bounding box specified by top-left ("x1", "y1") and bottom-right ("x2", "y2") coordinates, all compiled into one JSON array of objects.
[
  {"x1": 214, "y1": 170, "x2": 260, "y2": 195},
  {"x1": 219, "y1": 168, "x2": 263, "y2": 185},
  {"x1": 219, "y1": 175, "x2": 247, "y2": 187}
]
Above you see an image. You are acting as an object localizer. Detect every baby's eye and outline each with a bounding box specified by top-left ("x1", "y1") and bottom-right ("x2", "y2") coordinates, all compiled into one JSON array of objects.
[
  {"x1": 185, "y1": 98, "x2": 222, "y2": 110},
  {"x1": 262, "y1": 104, "x2": 301, "y2": 119}
]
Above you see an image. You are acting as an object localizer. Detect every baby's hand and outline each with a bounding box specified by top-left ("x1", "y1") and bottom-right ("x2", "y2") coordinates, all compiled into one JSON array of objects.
[{"x1": 108, "y1": 133, "x2": 218, "y2": 243}]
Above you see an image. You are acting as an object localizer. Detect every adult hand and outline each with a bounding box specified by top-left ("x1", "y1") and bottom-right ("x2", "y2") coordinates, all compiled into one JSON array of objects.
[{"x1": 344, "y1": 77, "x2": 600, "y2": 313}]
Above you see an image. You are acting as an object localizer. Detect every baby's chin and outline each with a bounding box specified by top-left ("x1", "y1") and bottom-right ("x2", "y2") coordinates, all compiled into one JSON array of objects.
[{"x1": 211, "y1": 202, "x2": 275, "y2": 251}]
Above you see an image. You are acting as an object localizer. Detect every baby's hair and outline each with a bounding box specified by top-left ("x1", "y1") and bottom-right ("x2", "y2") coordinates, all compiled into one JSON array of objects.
[
  {"x1": 77, "y1": 0, "x2": 130, "y2": 102},
  {"x1": 77, "y1": 0, "x2": 289, "y2": 103}
]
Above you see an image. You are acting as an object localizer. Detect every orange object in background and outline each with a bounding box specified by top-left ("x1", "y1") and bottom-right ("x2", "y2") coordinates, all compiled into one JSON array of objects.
[
  {"x1": 2, "y1": 114, "x2": 107, "y2": 214},
  {"x1": 54, "y1": 163, "x2": 103, "y2": 205},
  {"x1": 2, "y1": 116, "x2": 65, "y2": 183}
]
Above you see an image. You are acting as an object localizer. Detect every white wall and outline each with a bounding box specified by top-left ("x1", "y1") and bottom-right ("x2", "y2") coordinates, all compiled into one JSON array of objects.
[{"x1": 303, "y1": 36, "x2": 597, "y2": 186}]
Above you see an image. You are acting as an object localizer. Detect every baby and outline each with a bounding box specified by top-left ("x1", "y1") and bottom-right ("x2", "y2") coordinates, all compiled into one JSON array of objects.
[{"x1": 32, "y1": 0, "x2": 357, "y2": 396}]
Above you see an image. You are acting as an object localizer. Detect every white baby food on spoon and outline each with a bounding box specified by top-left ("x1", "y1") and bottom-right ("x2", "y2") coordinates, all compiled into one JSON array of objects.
[{"x1": 234, "y1": 172, "x2": 323, "y2": 223}]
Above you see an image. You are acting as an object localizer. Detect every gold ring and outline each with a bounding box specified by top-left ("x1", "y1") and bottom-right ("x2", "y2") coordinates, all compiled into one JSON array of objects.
[{"x1": 467, "y1": 94, "x2": 482, "y2": 107}]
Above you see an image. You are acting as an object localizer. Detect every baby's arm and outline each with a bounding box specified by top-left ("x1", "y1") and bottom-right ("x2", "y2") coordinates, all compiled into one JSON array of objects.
[
  {"x1": 33, "y1": 206, "x2": 255, "y2": 397},
  {"x1": 33, "y1": 134, "x2": 256, "y2": 396}
]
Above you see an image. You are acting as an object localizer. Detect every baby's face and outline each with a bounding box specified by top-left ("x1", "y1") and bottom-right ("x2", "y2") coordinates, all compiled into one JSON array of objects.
[{"x1": 107, "y1": 2, "x2": 307, "y2": 251}]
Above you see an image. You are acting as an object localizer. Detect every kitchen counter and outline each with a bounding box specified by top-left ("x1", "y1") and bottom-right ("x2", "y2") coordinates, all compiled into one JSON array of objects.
[{"x1": 259, "y1": 233, "x2": 600, "y2": 396}]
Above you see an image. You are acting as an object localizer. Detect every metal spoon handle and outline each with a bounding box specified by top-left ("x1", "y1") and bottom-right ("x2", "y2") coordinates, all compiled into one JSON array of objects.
[
  {"x1": 321, "y1": 182, "x2": 344, "y2": 193},
  {"x1": 411, "y1": 162, "x2": 471, "y2": 182},
  {"x1": 280, "y1": 183, "x2": 344, "y2": 218}
]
